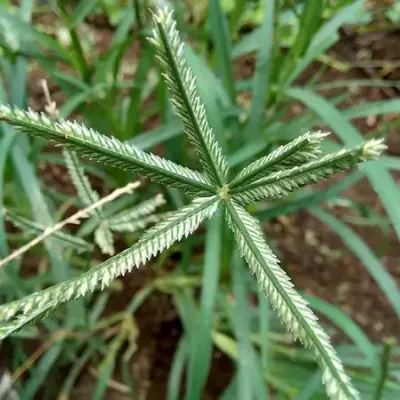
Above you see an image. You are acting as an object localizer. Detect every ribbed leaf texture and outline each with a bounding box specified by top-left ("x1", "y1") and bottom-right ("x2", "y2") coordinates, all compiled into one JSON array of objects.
[
  {"x1": 230, "y1": 131, "x2": 327, "y2": 188},
  {"x1": 0, "y1": 307, "x2": 51, "y2": 339},
  {"x1": 0, "y1": 196, "x2": 219, "y2": 337},
  {"x1": 233, "y1": 139, "x2": 387, "y2": 204},
  {"x1": 224, "y1": 199, "x2": 359, "y2": 400},
  {"x1": 110, "y1": 213, "x2": 168, "y2": 233},
  {"x1": 95, "y1": 222, "x2": 115, "y2": 256},
  {"x1": 0, "y1": 106, "x2": 215, "y2": 195},
  {"x1": 63, "y1": 150, "x2": 102, "y2": 218},
  {"x1": 108, "y1": 194, "x2": 166, "y2": 227},
  {"x1": 149, "y1": 8, "x2": 229, "y2": 187},
  {"x1": 5, "y1": 209, "x2": 93, "y2": 253},
  {"x1": 232, "y1": 182, "x2": 289, "y2": 205}
]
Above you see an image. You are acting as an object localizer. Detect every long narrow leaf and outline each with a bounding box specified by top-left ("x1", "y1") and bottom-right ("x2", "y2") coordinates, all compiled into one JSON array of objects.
[
  {"x1": 232, "y1": 254, "x2": 269, "y2": 400},
  {"x1": 246, "y1": 0, "x2": 275, "y2": 139},
  {"x1": 311, "y1": 208, "x2": 400, "y2": 319},
  {"x1": 286, "y1": 0, "x2": 365, "y2": 86},
  {"x1": 208, "y1": 0, "x2": 236, "y2": 101},
  {"x1": 305, "y1": 294, "x2": 375, "y2": 364},
  {"x1": 186, "y1": 211, "x2": 223, "y2": 398}
]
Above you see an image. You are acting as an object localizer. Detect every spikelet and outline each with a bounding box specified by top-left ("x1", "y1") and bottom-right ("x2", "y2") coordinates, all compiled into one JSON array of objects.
[
  {"x1": 225, "y1": 200, "x2": 359, "y2": 400},
  {"x1": 233, "y1": 138, "x2": 387, "y2": 204},
  {"x1": 231, "y1": 131, "x2": 328, "y2": 188},
  {"x1": 0, "y1": 197, "x2": 219, "y2": 337},
  {"x1": 149, "y1": 7, "x2": 229, "y2": 187},
  {"x1": 0, "y1": 105, "x2": 214, "y2": 195}
]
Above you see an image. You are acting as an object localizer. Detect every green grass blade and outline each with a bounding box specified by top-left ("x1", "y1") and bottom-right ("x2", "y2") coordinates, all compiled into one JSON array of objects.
[
  {"x1": 309, "y1": 79, "x2": 400, "y2": 91},
  {"x1": 124, "y1": 42, "x2": 154, "y2": 139},
  {"x1": 287, "y1": 87, "x2": 400, "y2": 243},
  {"x1": 286, "y1": 0, "x2": 366, "y2": 86},
  {"x1": 382, "y1": 155, "x2": 400, "y2": 171},
  {"x1": 279, "y1": 0, "x2": 323, "y2": 84},
  {"x1": 311, "y1": 208, "x2": 400, "y2": 319},
  {"x1": 373, "y1": 338, "x2": 395, "y2": 400},
  {"x1": 232, "y1": 254, "x2": 269, "y2": 400},
  {"x1": 303, "y1": 99, "x2": 400, "y2": 132},
  {"x1": 59, "y1": 346, "x2": 97, "y2": 398},
  {"x1": 342, "y1": 99, "x2": 400, "y2": 121},
  {"x1": 258, "y1": 288, "x2": 270, "y2": 371},
  {"x1": 228, "y1": 0, "x2": 248, "y2": 34},
  {"x1": 305, "y1": 294, "x2": 375, "y2": 364},
  {"x1": 294, "y1": 371, "x2": 322, "y2": 400},
  {"x1": 0, "y1": 135, "x2": 14, "y2": 254},
  {"x1": 186, "y1": 210, "x2": 223, "y2": 399},
  {"x1": 247, "y1": 0, "x2": 275, "y2": 139},
  {"x1": 129, "y1": 118, "x2": 182, "y2": 150},
  {"x1": 208, "y1": 0, "x2": 236, "y2": 102},
  {"x1": 72, "y1": 0, "x2": 101, "y2": 25},
  {"x1": 59, "y1": 81, "x2": 134, "y2": 118},
  {"x1": 0, "y1": 7, "x2": 72, "y2": 63},
  {"x1": 232, "y1": 27, "x2": 261, "y2": 59},
  {"x1": 167, "y1": 337, "x2": 188, "y2": 400},
  {"x1": 92, "y1": 327, "x2": 126, "y2": 400},
  {"x1": 21, "y1": 342, "x2": 64, "y2": 399},
  {"x1": 95, "y1": 7, "x2": 135, "y2": 88},
  {"x1": 256, "y1": 171, "x2": 362, "y2": 221},
  {"x1": 57, "y1": 1, "x2": 91, "y2": 82},
  {"x1": 0, "y1": 134, "x2": 27, "y2": 295},
  {"x1": 219, "y1": 375, "x2": 238, "y2": 400}
]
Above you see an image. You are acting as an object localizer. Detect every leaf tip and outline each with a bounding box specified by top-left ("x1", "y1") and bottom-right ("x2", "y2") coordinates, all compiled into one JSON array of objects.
[
  {"x1": 314, "y1": 130, "x2": 331, "y2": 139},
  {"x1": 361, "y1": 138, "x2": 387, "y2": 160}
]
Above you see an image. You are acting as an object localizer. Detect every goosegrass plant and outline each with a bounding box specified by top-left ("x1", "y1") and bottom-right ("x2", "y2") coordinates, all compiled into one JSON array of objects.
[
  {"x1": 1, "y1": 1, "x2": 400, "y2": 399},
  {"x1": 0, "y1": 7, "x2": 394, "y2": 399}
]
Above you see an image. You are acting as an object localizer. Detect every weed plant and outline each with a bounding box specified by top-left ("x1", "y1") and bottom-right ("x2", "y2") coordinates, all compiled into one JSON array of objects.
[{"x1": 0, "y1": 1, "x2": 399, "y2": 399}]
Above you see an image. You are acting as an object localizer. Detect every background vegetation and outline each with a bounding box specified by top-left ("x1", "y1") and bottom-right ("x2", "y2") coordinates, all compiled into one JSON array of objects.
[{"x1": 0, "y1": 0, "x2": 399, "y2": 398}]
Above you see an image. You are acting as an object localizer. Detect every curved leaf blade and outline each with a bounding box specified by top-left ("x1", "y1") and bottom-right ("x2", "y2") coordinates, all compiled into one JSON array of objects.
[{"x1": 311, "y1": 208, "x2": 400, "y2": 319}]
